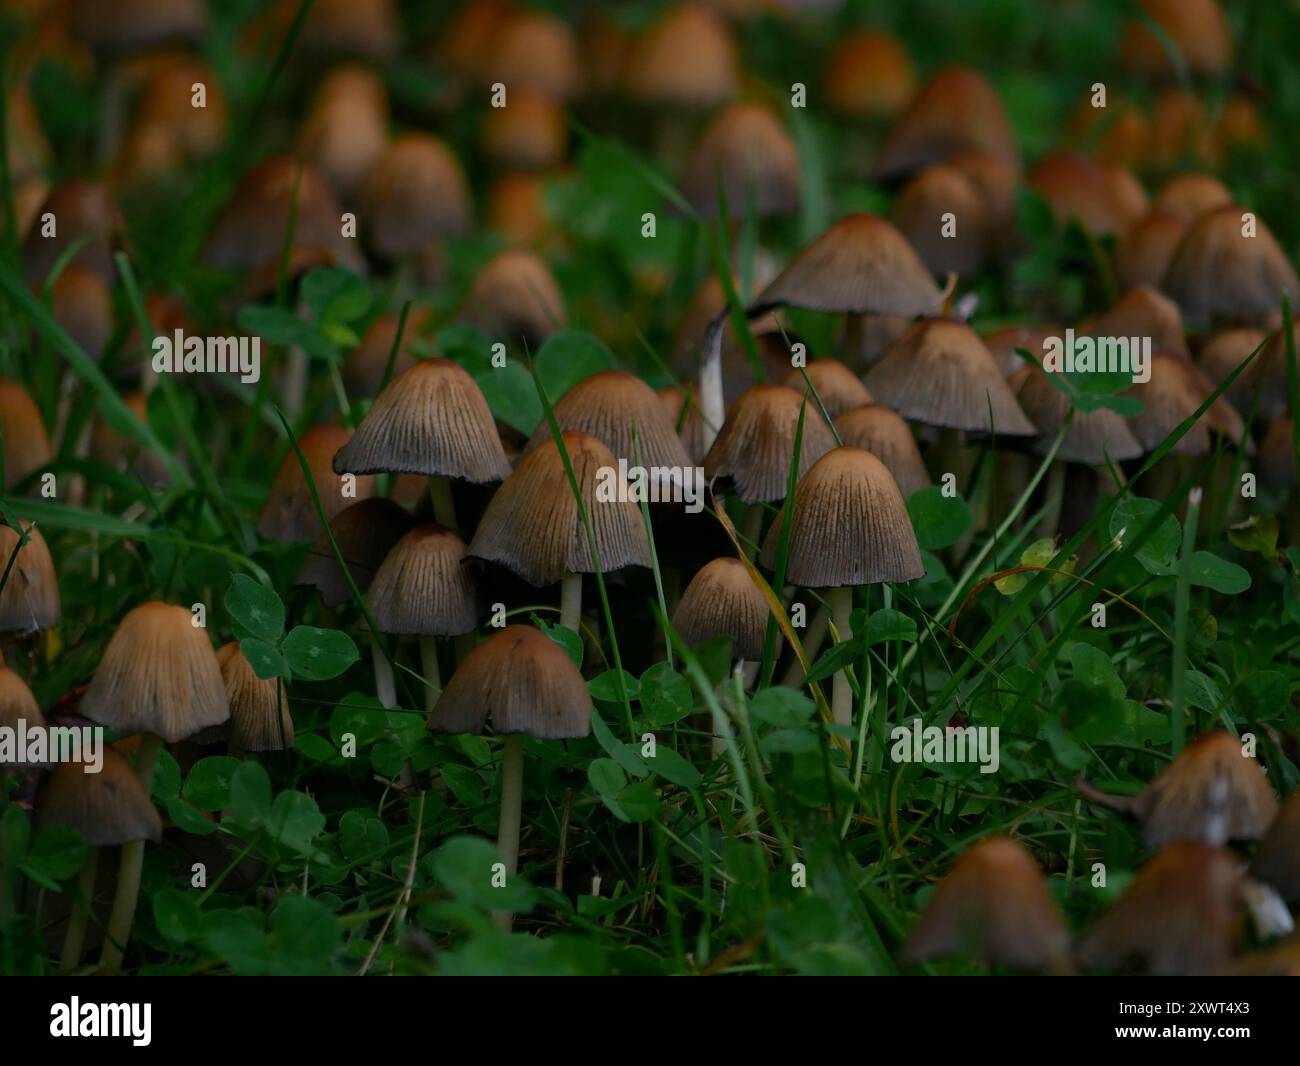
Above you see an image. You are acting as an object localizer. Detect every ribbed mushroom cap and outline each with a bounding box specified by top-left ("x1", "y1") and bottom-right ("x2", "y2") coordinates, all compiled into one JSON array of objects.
[
  {"x1": 332, "y1": 359, "x2": 510, "y2": 482},
  {"x1": 217, "y1": 642, "x2": 292, "y2": 752},
  {"x1": 259, "y1": 425, "x2": 376, "y2": 543},
  {"x1": 34, "y1": 746, "x2": 163, "y2": 847},
  {"x1": 459, "y1": 249, "x2": 567, "y2": 349},
  {"x1": 825, "y1": 29, "x2": 915, "y2": 118},
  {"x1": 680, "y1": 103, "x2": 801, "y2": 219},
  {"x1": 0, "y1": 663, "x2": 44, "y2": 765},
  {"x1": 1114, "y1": 210, "x2": 1187, "y2": 291},
  {"x1": 81, "y1": 601, "x2": 229, "y2": 743},
  {"x1": 671, "y1": 557, "x2": 770, "y2": 661},
  {"x1": 900, "y1": 837, "x2": 1069, "y2": 970},
  {"x1": 525, "y1": 370, "x2": 694, "y2": 473},
  {"x1": 0, "y1": 522, "x2": 59, "y2": 635},
  {"x1": 866, "y1": 318, "x2": 1036, "y2": 435},
  {"x1": 1015, "y1": 364, "x2": 1144, "y2": 464},
  {"x1": 623, "y1": 3, "x2": 737, "y2": 110},
  {"x1": 1258, "y1": 415, "x2": 1296, "y2": 493},
  {"x1": 294, "y1": 0, "x2": 398, "y2": 60},
  {"x1": 1028, "y1": 153, "x2": 1146, "y2": 237},
  {"x1": 777, "y1": 447, "x2": 924, "y2": 586},
  {"x1": 891, "y1": 164, "x2": 987, "y2": 276},
  {"x1": 341, "y1": 309, "x2": 426, "y2": 399},
  {"x1": 299, "y1": 64, "x2": 389, "y2": 199},
  {"x1": 1081, "y1": 285, "x2": 1188, "y2": 359},
  {"x1": 1163, "y1": 205, "x2": 1300, "y2": 323},
  {"x1": 1080, "y1": 843, "x2": 1244, "y2": 976},
  {"x1": 0, "y1": 379, "x2": 54, "y2": 491},
  {"x1": 69, "y1": 0, "x2": 207, "y2": 52},
  {"x1": 657, "y1": 385, "x2": 708, "y2": 464},
  {"x1": 703, "y1": 384, "x2": 837, "y2": 503},
  {"x1": 1121, "y1": 0, "x2": 1233, "y2": 80},
  {"x1": 50, "y1": 265, "x2": 113, "y2": 362},
  {"x1": 482, "y1": 88, "x2": 567, "y2": 171},
  {"x1": 754, "y1": 214, "x2": 941, "y2": 316},
  {"x1": 873, "y1": 66, "x2": 1018, "y2": 182},
  {"x1": 486, "y1": 10, "x2": 581, "y2": 100},
  {"x1": 833, "y1": 404, "x2": 930, "y2": 497},
  {"x1": 430, "y1": 624, "x2": 591, "y2": 738},
  {"x1": 1250, "y1": 790, "x2": 1300, "y2": 901},
  {"x1": 202, "y1": 156, "x2": 363, "y2": 273},
  {"x1": 366, "y1": 524, "x2": 479, "y2": 637},
  {"x1": 21, "y1": 181, "x2": 122, "y2": 287},
  {"x1": 980, "y1": 324, "x2": 1059, "y2": 378},
  {"x1": 1125, "y1": 353, "x2": 1244, "y2": 457},
  {"x1": 783, "y1": 359, "x2": 873, "y2": 420},
  {"x1": 1196, "y1": 327, "x2": 1269, "y2": 416},
  {"x1": 295, "y1": 497, "x2": 416, "y2": 608},
  {"x1": 1152, "y1": 172, "x2": 1233, "y2": 224},
  {"x1": 361, "y1": 134, "x2": 471, "y2": 260},
  {"x1": 469, "y1": 431, "x2": 651, "y2": 586}
]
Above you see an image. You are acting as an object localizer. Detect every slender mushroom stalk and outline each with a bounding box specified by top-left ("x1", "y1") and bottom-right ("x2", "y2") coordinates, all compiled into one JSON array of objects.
[
  {"x1": 59, "y1": 848, "x2": 99, "y2": 973},
  {"x1": 828, "y1": 586, "x2": 855, "y2": 726},
  {"x1": 559, "y1": 572, "x2": 582, "y2": 633},
  {"x1": 372, "y1": 637, "x2": 396, "y2": 707},
  {"x1": 418, "y1": 636, "x2": 441, "y2": 714},
  {"x1": 429, "y1": 477, "x2": 458, "y2": 530},
  {"x1": 101, "y1": 732, "x2": 163, "y2": 971}
]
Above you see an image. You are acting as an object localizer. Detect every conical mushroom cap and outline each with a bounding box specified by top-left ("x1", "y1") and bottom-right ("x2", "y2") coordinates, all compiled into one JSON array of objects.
[
  {"x1": 1131, "y1": 730, "x2": 1279, "y2": 849},
  {"x1": 366, "y1": 524, "x2": 479, "y2": 636},
  {"x1": 778, "y1": 446, "x2": 924, "y2": 586},
  {"x1": 1121, "y1": 0, "x2": 1233, "y2": 80},
  {"x1": 341, "y1": 309, "x2": 427, "y2": 399},
  {"x1": 469, "y1": 431, "x2": 651, "y2": 586},
  {"x1": 332, "y1": 359, "x2": 511, "y2": 481},
  {"x1": 979, "y1": 324, "x2": 1059, "y2": 378},
  {"x1": 0, "y1": 379, "x2": 54, "y2": 492},
  {"x1": 487, "y1": 10, "x2": 582, "y2": 100},
  {"x1": 1125, "y1": 353, "x2": 1243, "y2": 457},
  {"x1": 524, "y1": 370, "x2": 693, "y2": 472},
  {"x1": 34, "y1": 746, "x2": 163, "y2": 847},
  {"x1": 623, "y1": 3, "x2": 737, "y2": 110},
  {"x1": 294, "y1": 0, "x2": 399, "y2": 61},
  {"x1": 81, "y1": 601, "x2": 230, "y2": 743},
  {"x1": 299, "y1": 64, "x2": 389, "y2": 199},
  {"x1": 430, "y1": 624, "x2": 591, "y2": 738},
  {"x1": 361, "y1": 133, "x2": 472, "y2": 259},
  {"x1": 866, "y1": 318, "x2": 1036, "y2": 435},
  {"x1": 784, "y1": 359, "x2": 872, "y2": 420},
  {"x1": 295, "y1": 497, "x2": 416, "y2": 608},
  {"x1": 703, "y1": 384, "x2": 837, "y2": 503},
  {"x1": 754, "y1": 214, "x2": 941, "y2": 317},
  {"x1": 0, "y1": 663, "x2": 44, "y2": 766},
  {"x1": 671, "y1": 557, "x2": 771, "y2": 661},
  {"x1": 1114, "y1": 210, "x2": 1187, "y2": 291},
  {"x1": 1196, "y1": 327, "x2": 1269, "y2": 416},
  {"x1": 1016, "y1": 364, "x2": 1144, "y2": 463},
  {"x1": 900, "y1": 837, "x2": 1069, "y2": 970},
  {"x1": 50, "y1": 265, "x2": 113, "y2": 363},
  {"x1": 21, "y1": 180, "x2": 123, "y2": 287},
  {"x1": 0, "y1": 522, "x2": 60, "y2": 634},
  {"x1": 1080, "y1": 843, "x2": 1244, "y2": 976},
  {"x1": 1163, "y1": 205, "x2": 1300, "y2": 323},
  {"x1": 482, "y1": 88, "x2": 567, "y2": 171},
  {"x1": 1152, "y1": 172, "x2": 1232, "y2": 224},
  {"x1": 825, "y1": 30, "x2": 915, "y2": 119},
  {"x1": 1081, "y1": 285, "x2": 1188, "y2": 359},
  {"x1": 218, "y1": 642, "x2": 292, "y2": 752},
  {"x1": 459, "y1": 249, "x2": 567, "y2": 349},
  {"x1": 260, "y1": 425, "x2": 376, "y2": 542},
  {"x1": 681, "y1": 102, "x2": 801, "y2": 219},
  {"x1": 1245, "y1": 327, "x2": 1300, "y2": 423},
  {"x1": 833, "y1": 404, "x2": 930, "y2": 497},
  {"x1": 1028, "y1": 153, "x2": 1146, "y2": 238},
  {"x1": 1250, "y1": 790, "x2": 1300, "y2": 901},
  {"x1": 891, "y1": 164, "x2": 987, "y2": 276}
]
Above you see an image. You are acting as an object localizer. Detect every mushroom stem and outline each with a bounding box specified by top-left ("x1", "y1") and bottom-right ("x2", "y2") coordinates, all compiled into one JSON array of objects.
[
  {"x1": 100, "y1": 733, "x2": 163, "y2": 971},
  {"x1": 829, "y1": 586, "x2": 855, "y2": 727},
  {"x1": 284, "y1": 343, "x2": 309, "y2": 422},
  {"x1": 371, "y1": 636, "x2": 396, "y2": 707},
  {"x1": 1037, "y1": 461, "x2": 1066, "y2": 539},
  {"x1": 59, "y1": 846, "x2": 100, "y2": 973},
  {"x1": 739, "y1": 504, "x2": 764, "y2": 558},
  {"x1": 782, "y1": 604, "x2": 830, "y2": 686},
  {"x1": 429, "y1": 477, "x2": 458, "y2": 531},
  {"x1": 418, "y1": 635, "x2": 441, "y2": 715},
  {"x1": 698, "y1": 312, "x2": 727, "y2": 453},
  {"x1": 560, "y1": 572, "x2": 582, "y2": 633},
  {"x1": 493, "y1": 733, "x2": 525, "y2": 933}
]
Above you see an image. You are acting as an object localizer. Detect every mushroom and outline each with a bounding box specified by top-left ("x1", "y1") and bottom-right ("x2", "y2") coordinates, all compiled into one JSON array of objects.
[
  {"x1": 482, "y1": 88, "x2": 567, "y2": 172},
  {"x1": 657, "y1": 384, "x2": 709, "y2": 464},
  {"x1": 0, "y1": 657, "x2": 44, "y2": 770},
  {"x1": 289, "y1": 0, "x2": 399, "y2": 62},
  {"x1": 891, "y1": 164, "x2": 988, "y2": 277},
  {"x1": 459, "y1": 248, "x2": 568, "y2": 353},
  {"x1": 1250, "y1": 789, "x2": 1300, "y2": 903},
  {"x1": 484, "y1": 8, "x2": 581, "y2": 101},
  {"x1": 295, "y1": 497, "x2": 416, "y2": 609},
  {"x1": 1027, "y1": 152, "x2": 1147, "y2": 238},
  {"x1": 217, "y1": 643, "x2": 292, "y2": 753},
  {"x1": 1080, "y1": 285, "x2": 1189, "y2": 360},
  {"x1": 1120, "y1": 0, "x2": 1233, "y2": 81},
  {"x1": 783, "y1": 359, "x2": 872, "y2": 421},
  {"x1": 1151, "y1": 172, "x2": 1232, "y2": 223},
  {"x1": 824, "y1": 30, "x2": 914, "y2": 120},
  {"x1": 0, "y1": 521, "x2": 60, "y2": 637},
  {"x1": 1114, "y1": 210, "x2": 1188, "y2": 291},
  {"x1": 833, "y1": 404, "x2": 930, "y2": 498},
  {"x1": 679, "y1": 102, "x2": 802, "y2": 221},
  {"x1": 299, "y1": 64, "x2": 390, "y2": 201},
  {"x1": 20, "y1": 180, "x2": 123, "y2": 289},
  {"x1": 979, "y1": 323, "x2": 1059, "y2": 378},
  {"x1": 1196, "y1": 326, "x2": 1270, "y2": 418},
  {"x1": 258, "y1": 425, "x2": 375, "y2": 543}
]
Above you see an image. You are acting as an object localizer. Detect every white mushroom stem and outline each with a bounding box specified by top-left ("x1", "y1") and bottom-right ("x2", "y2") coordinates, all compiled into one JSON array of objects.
[
  {"x1": 429, "y1": 477, "x2": 458, "y2": 531},
  {"x1": 418, "y1": 635, "x2": 441, "y2": 716},
  {"x1": 698, "y1": 311, "x2": 727, "y2": 454},
  {"x1": 560, "y1": 572, "x2": 582, "y2": 633},
  {"x1": 100, "y1": 733, "x2": 162, "y2": 971},
  {"x1": 830, "y1": 586, "x2": 855, "y2": 727},
  {"x1": 1037, "y1": 461, "x2": 1066, "y2": 538},
  {"x1": 493, "y1": 733, "x2": 525, "y2": 933},
  {"x1": 59, "y1": 847, "x2": 100, "y2": 973},
  {"x1": 372, "y1": 636, "x2": 396, "y2": 707}
]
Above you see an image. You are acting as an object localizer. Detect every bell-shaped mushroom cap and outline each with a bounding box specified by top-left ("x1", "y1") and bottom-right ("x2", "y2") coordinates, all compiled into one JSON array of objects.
[
  {"x1": 482, "y1": 88, "x2": 567, "y2": 171},
  {"x1": 681, "y1": 103, "x2": 801, "y2": 219},
  {"x1": 332, "y1": 359, "x2": 511, "y2": 482},
  {"x1": 658, "y1": 385, "x2": 709, "y2": 464},
  {"x1": 459, "y1": 249, "x2": 567, "y2": 349},
  {"x1": 295, "y1": 497, "x2": 416, "y2": 608},
  {"x1": 1242, "y1": 327, "x2": 1300, "y2": 423},
  {"x1": 948, "y1": 147, "x2": 1020, "y2": 234},
  {"x1": 299, "y1": 64, "x2": 389, "y2": 199},
  {"x1": 50, "y1": 265, "x2": 113, "y2": 363},
  {"x1": 430, "y1": 624, "x2": 591, "y2": 738},
  {"x1": 1080, "y1": 843, "x2": 1244, "y2": 976},
  {"x1": 259, "y1": 425, "x2": 375, "y2": 543},
  {"x1": 469, "y1": 431, "x2": 651, "y2": 586},
  {"x1": 825, "y1": 29, "x2": 915, "y2": 118},
  {"x1": 671, "y1": 557, "x2": 770, "y2": 661},
  {"x1": 1163, "y1": 205, "x2": 1300, "y2": 323},
  {"x1": 1081, "y1": 285, "x2": 1188, "y2": 359},
  {"x1": 891, "y1": 164, "x2": 987, "y2": 276},
  {"x1": 366, "y1": 524, "x2": 479, "y2": 637},
  {"x1": 1196, "y1": 326, "x2": 1269, "y2": 416},
  {"x1": 1152, "y1": 172, "x2": 1232, "y2": 224},
  {"x1": 1121, "y1": 0, "x2": 1233, "y2": 80},
  {"x1": 1250, "y1": 790, "x2": 1300, "y2": 901},
  {"x1": 783, "y1": 359, "x2": 873, "y2": 420},
  {"x1": 1015, "y1": 364, "x2": 1144, "y2": 464},
  {"x1": 486, "y1": 9, "x2": 581, "y2": 100},
  {"x1": 1130, "y1": 730, "x2": 1279, "y2": 848},
  {"x1": 1114, "y1": 210, "x2": 1187, "y2": 291},
  {"x1": 525, "y1": 370, "x2": 693, "y2": 472},
  {"x1": 217, "y1": 642, "x2": 292, "y2": 752},
  {"x1": 0, "y1": 522, "x2": 60, "y2": 635},
  {"x1": 441, "y1": 0, "x2": 520, "y2": 77},
  {"x1": 0, "y1": 662, "x2": 44, "y2": 765},
  {"x1": 754, "y1": 214, "x2": 941, "y2": 317},
  {"x1": 1125, "y1": 353, "x2": 1244, "y2": 457},
  {"x1": 487, "y1": 171, "x2": 550, "y2": 246},
  {"x1": 361, "y1": 134, "x2": 472, "y2": 260},
  {"x1": 34, "y1": 746, "x2": 163, "y2": 847},
  {"x1": 292, "y1": 0, "x2": 398, "y2": 60},
  {"x1": 341, "y1": 309, "x2": 427, "y2": 399},
  {"x1": 900, "y1": 837, "x2": 1069, "y2": 970},
  {"x1": 202, "y1": 156, "x2": 363, "y2": 273},
  {"x1": 0, "y1": 379, "x2": 54, "y2": 491},
  {"x1": 866, "y1": 318, "x2": 1036, "y2": 435},
  {"x1": 873, "y1": 66, "x2": 1019, "y2": 182},
  {"x1": 81, "y1": 601, "x2": 229, "y2": 743},
  {"x1": 69, "y1": 0, "x2": 207, "y2": 52},
  {"x1": 1258, "y1": 415, "x2": 1296, "y2": 494},
  {"x1": 980, "y1": 324, "x2": 1059, "y2": 378},
  {"x1": 1028, "y1": 153, "x2": 1147, "y2": 238},
  {"x1": 704, "y1": 384, "x2": 837, "y2": 503},
  {"x1": 21, "y1": 180, "x2": 122, "y2": 287},
  {"x1": 623, "y1": 3, "x2": 737, "y2": 110},
  {"x1": 777, "y1": 446, "x2": 924, "y2": 586},
  {"x1": 833, "y1": 404, "x2": 930, "y2": 497}
]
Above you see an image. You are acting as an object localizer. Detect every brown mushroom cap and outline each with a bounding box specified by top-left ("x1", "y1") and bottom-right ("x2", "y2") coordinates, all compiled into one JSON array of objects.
[
  {"x1": 366, "y1": 524, "x2": 479, "y2": 637},
  {"x1": 260, "y1": 425, "x2": 376, "y2": 543},
  {"x1": 623, "y1": 3, "x2": 737, "y2": 111},
  {"x1": 777, "y1": 446, "x2": 924, "y2": 586},
  {"x1": 833, "y1": 403, "x2": 930, "y2": 497},
  {"x1": 899, "y1": 837, "x2": 1069, "y2": 970},
  {"x1": 1241, "y1": 326, "x2": 1300, "y2": 423},
  {"x1": 299, "y1": 64, "x2": 390, "y2": 199},
  {"x1": 430, "y1": 624, "x2": 591, "y2": 738},
  {"x1": 1152, "y1": 172, "x2": 1233, "y2": 224},
  {"x1": 703, "y1": 384, "x2": 837, "y2": 503},
  {"x1": 1195, "y1": 327, "x2": 1269, "y2": 416},
  {"x1": 979, "y1": 324, "x2": 1059, "y2": 378},
  {"x1": 680, "y1": 103, "x2": 801, "y2": 219},
  {"x1": 671, "y1": 556, "x2": 771, "y2": 661},
  {"x1": 783, "y1": 359, "x2": 873, "y2": 420},
  {"x1": 482, "y1": 88, "x2": 567, "y2": 171},
  {"x1": 459, "y1": 248, "x2": 567, "y2": 349},
  {"x1": 1081, "y1": 285, "x2": 1188, "y2": 359},
  {"x1": 0, "y1": 522, "x2": 60, "y2": 635},
  {"x1": 1114, "y1": 210, "x2": 1187, "y2": 291},
  {"x1": 0, "y1": 379, "x2": 53, "y2": 492},
  {"x1": 469, "y1": 430, "x2": 651, "y2": 586},
  {"x1": 21, "y1": 180, "x2": 123, "y2": 287},
  {"x1": 1125, "y1": 353, "x2": 1244, "y2": 457},
  {"x1": 657, "y1": 385, "x2": 708, "y2": 464},
  {"x1": 69, "y1": 0, "x2": 207, "y2": 53},
  {"x1": 361, "y1": 133, "x2": 472, "y2": 260},
  {"x1": 0, "y1": 662, "x2": 45, "y2": 765},
  {"x1": 1258, "y1": 415, "x2": 1296, "y2": 493},
  {"x1": 34, "y1": 746, "x2": 163, "y2": 847},
  {"x1": 332, "y1": 358, "x2": 511, "y2": 482},
  {"x1": 824, "y1": 29, "x2": 915, "y2": 119},
  {"x1": 866, "y1": 318, "x2": 1036, "y2": 435},
  {"x1": 294, "y1": 0, "x2": 399, "y2": 61},
  {"x1": 50, "y1": 265, "x2": 113, "y2": 362},
  {"x1": 891, "y1": 164, "x2": 988, "y2": 277},
  {"x1": 1028, "y1": 153, "x2": 1147, "y2": 238},
  {"x1": 486, "y1": 10, "x2": 581, "y2": 100},
  {"x1": 341, "y1": 309, "x2": 426, "y2": 399},
  {"x1": 295, "y1": 497, "x2": 416, "y2": 608},
  {"x1": 1121, "y1": 0, "x2": 1233, "y2": 80},
  {"x1": 1015, "y1": 364, "x2": 1144, "y2": 464},
  {"x1": 217, "y1": 642, "x2": 292, "y2": 752},
  {"x1": 1250, "y1": 789, "x2": 1300, "y2": 901}
]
